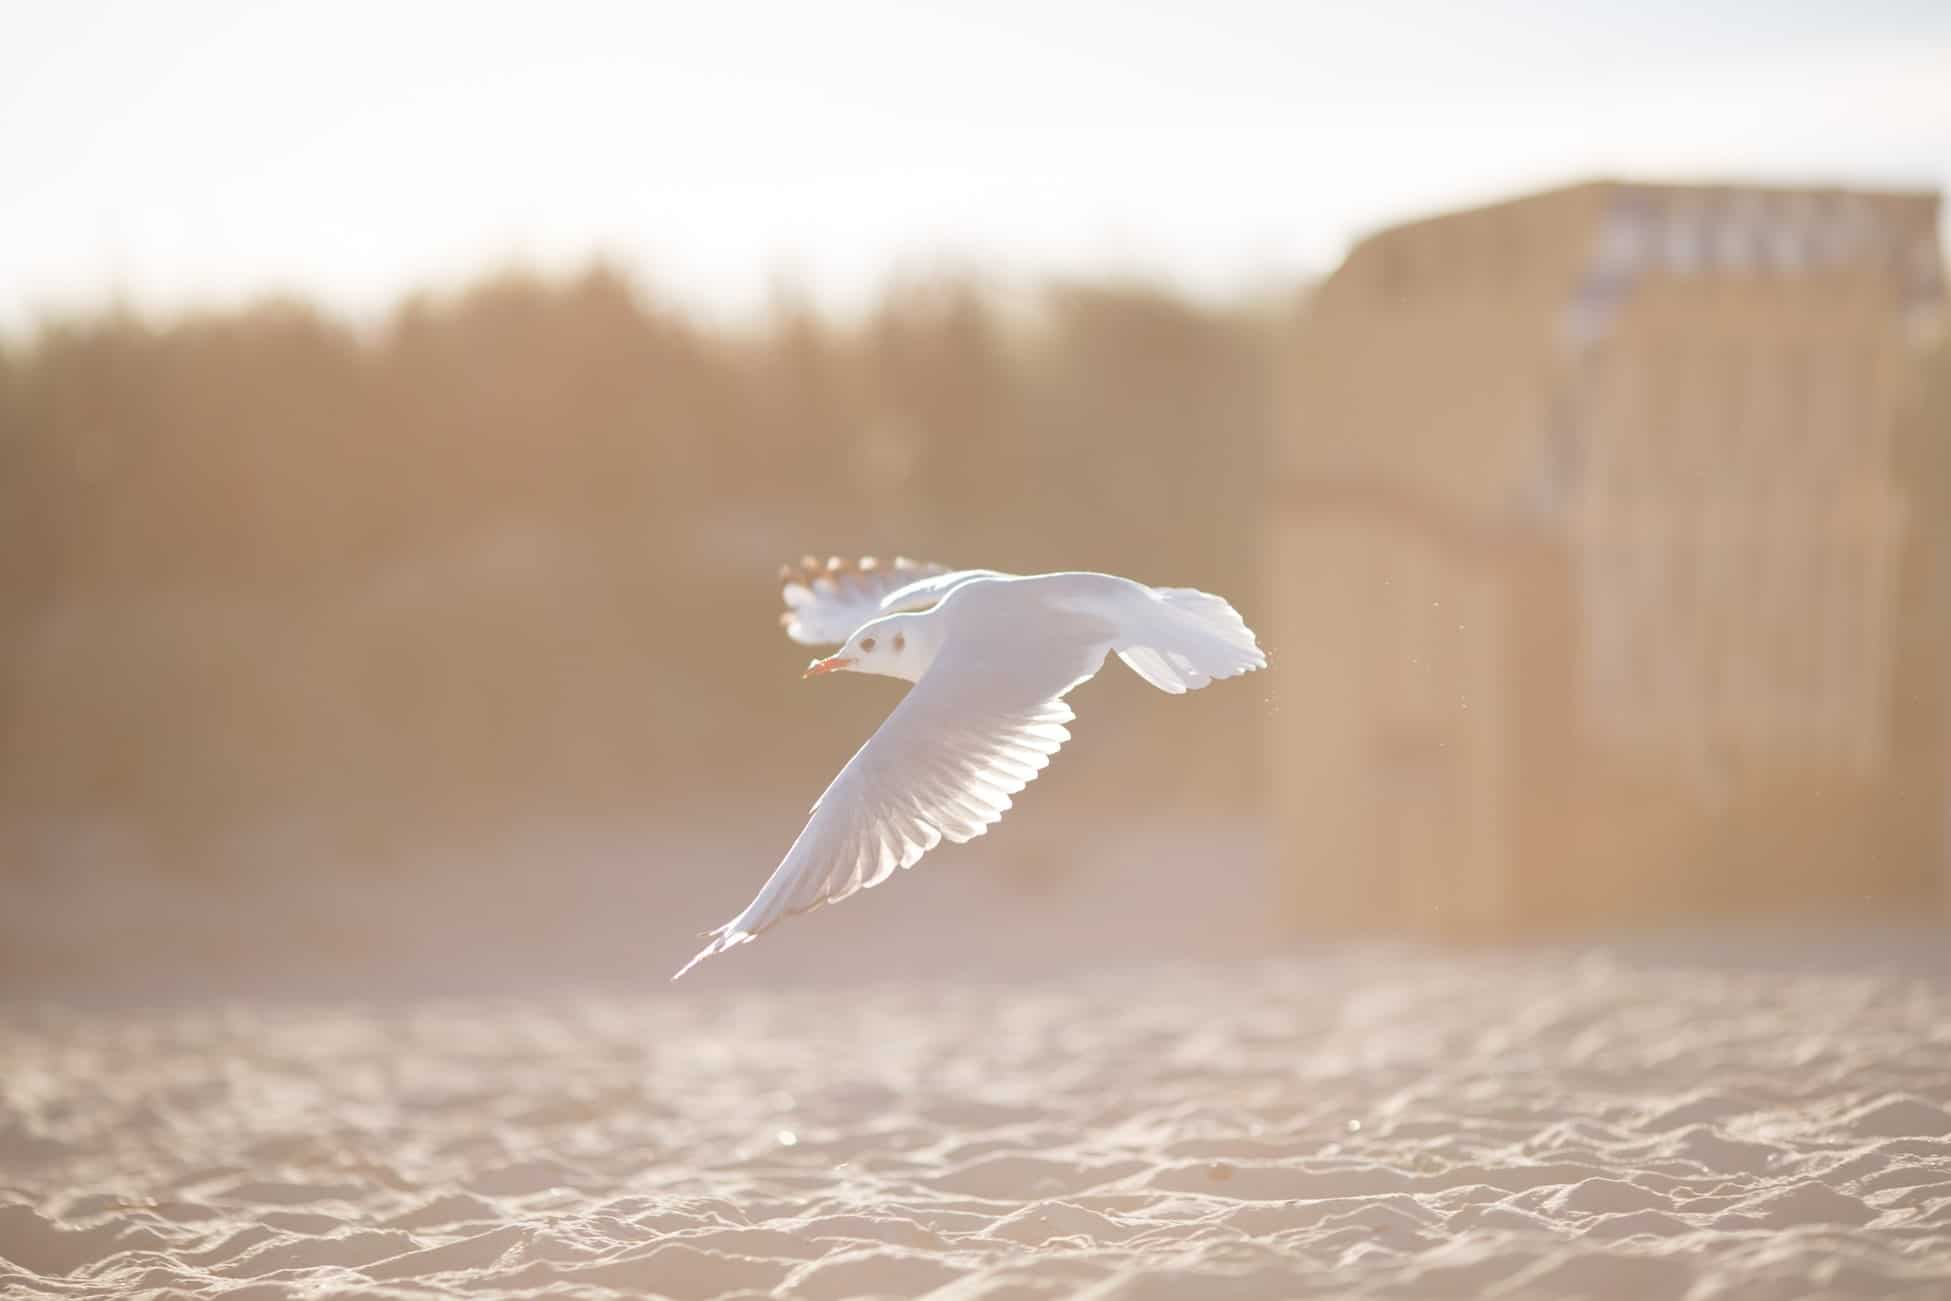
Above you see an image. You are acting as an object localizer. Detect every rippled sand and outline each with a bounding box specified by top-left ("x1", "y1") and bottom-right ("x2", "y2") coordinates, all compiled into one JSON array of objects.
[{"x1": 6, "y1": 945, "x2": 1951, "y2": 1299}]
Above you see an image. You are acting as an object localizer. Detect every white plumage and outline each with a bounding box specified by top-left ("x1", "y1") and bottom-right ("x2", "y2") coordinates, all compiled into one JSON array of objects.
[{"x1": 674, "y1": 562, "x2": 1266, "y2": 979}]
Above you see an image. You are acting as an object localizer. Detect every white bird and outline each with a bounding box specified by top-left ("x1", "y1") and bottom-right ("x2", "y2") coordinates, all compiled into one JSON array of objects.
[{"x1": 673, "y1": 557, "x2": 1267, "y2": 979}]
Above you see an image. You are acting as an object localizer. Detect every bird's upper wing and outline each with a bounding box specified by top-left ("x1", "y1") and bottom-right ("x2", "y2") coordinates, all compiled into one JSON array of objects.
[
  {"x1": 779, "y1": 556, "x2": 1008, "y2": 645},
  {"x1": 676, "y1": 601, "x2": 1116, "y2": 978}
]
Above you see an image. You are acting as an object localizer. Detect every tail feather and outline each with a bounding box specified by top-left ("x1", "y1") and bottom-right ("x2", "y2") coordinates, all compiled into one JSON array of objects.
[{"x1": 1115, "y1": 586, "x2": 1266, "y2": 693}]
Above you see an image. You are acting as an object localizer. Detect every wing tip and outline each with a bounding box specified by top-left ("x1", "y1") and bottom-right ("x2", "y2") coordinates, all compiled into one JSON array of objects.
[
  {"x1": 671, "y1": 924, "x2": 753, "y2": 980},
  {"x1": 780, "y1": 554, "x2": 884, "y2": 588},
  {"x1": 778, "y1": 554, "x2": 955, "y2": 589},
  {"x1": 775, "y1": 554, "x2": 962, "y2": 646}
]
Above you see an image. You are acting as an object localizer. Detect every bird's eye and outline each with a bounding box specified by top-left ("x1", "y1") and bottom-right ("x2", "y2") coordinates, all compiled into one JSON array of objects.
[
  {"x1": 860, "y1": 637, "x2": 876, "y2": 652},
  {"x1": 893, "y1": 633, "x2": 905, "y2": 652}
]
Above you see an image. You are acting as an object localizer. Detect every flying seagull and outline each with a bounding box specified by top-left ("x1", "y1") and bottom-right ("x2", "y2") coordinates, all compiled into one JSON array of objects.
[{"x1": 673, "y1": 556, "x2": 1267, "y2": 979}]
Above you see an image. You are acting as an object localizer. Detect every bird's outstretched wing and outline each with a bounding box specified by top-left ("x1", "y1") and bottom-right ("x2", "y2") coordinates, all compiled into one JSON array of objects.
[
  {"x1": 779, "y1": 555, "x2": 1008, "y2": 646},
  {"x1": 676, "y1": 604, "x2": 1116, "y2": 978}
]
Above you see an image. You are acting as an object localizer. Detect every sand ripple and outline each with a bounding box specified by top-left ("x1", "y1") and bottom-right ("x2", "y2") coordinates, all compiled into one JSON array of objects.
[{"x1": 5, "y1": 948, "x2": 1951, "y2": 1298}]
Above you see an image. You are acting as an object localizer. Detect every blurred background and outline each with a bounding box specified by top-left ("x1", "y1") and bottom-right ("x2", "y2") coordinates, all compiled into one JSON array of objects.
[{"x1": 1, "y1": 1, "x2": 1946, "y2": 997}]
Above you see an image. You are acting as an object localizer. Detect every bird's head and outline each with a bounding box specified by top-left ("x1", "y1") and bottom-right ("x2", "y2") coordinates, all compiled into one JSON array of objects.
[{"x1": 804, "y1": 610, "x2": 938, "y2": 684}]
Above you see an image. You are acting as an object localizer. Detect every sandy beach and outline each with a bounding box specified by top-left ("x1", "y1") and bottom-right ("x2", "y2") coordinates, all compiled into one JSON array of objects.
[{"x1": 6, "y1": 936, "x2": 1951, "y2": 1299}]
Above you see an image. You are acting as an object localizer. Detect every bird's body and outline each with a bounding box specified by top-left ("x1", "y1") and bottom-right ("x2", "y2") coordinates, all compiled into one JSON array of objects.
[{"x1": 674, "y1": 560, "x2": 1266, "y2": 979}]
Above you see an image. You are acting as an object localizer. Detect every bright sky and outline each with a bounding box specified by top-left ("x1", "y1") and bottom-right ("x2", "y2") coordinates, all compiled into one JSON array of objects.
[{"x1": 3, "y1": 0, "x2": 1947, "y2": 334}]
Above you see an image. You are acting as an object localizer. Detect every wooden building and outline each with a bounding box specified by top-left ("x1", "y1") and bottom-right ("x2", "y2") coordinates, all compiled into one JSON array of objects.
[{"x1": 1273, "y1": 180, "x2": 1945, "y2": 935}]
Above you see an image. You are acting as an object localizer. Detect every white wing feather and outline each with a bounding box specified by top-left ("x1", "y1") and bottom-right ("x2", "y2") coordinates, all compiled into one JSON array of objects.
[
  {"x1": 676, "y1": 606, "x2": 1113, "y2": 978},
  {"x1": 779, "y1": 555, "x2": 1008, "y2": 645}
]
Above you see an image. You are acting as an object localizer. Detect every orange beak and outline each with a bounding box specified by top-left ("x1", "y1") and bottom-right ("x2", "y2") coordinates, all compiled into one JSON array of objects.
[{"x1": 803, "y1": 655, "x2": 854, "y2": 678}]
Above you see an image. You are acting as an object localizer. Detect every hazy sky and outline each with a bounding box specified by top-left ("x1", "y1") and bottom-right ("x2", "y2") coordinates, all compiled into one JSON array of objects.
[{"x1": 4, "y1": 0, "x2": 1947, "y2": 332}]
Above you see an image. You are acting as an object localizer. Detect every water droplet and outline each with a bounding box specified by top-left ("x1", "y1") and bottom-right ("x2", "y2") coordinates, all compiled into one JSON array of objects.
[
  {"x1": 1346, "y1": 1119, "x2": 1363, "y2": 1134},
  {"x1": 776, "y1": 1129, "x2": 798, "y2": 1147}
]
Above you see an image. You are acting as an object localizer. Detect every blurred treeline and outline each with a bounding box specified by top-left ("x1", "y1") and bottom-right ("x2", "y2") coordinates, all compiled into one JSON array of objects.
[{"x1": 0, "y1": 266, "x2": 1282, "y2": 877}]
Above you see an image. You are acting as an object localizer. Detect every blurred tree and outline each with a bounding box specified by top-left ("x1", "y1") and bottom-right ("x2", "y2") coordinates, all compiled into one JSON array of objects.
[
  {"x1": 866, "y1": 276, "x2": 1017, "y2": 544},
  {"x1": 0, "y1": 265, "x2": 1282, "y2": 877}
]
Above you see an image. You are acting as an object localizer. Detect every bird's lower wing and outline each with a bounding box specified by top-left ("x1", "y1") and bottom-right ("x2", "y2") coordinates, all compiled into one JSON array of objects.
[
  {"x1": 780, "y1": 556, "x2": 1005, "y2": 646},
  {"x1": 675, "y1": 610, "x2": 1114, "y2": 978}
]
